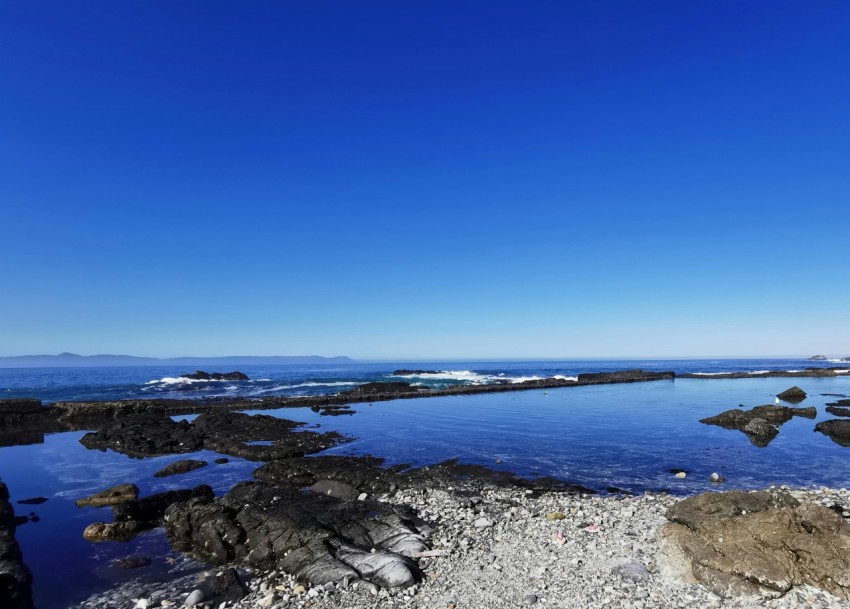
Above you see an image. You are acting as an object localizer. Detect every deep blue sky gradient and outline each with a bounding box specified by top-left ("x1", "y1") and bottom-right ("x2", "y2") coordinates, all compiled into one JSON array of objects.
[{"x1": 2, "y1": 1, "x2": 849, "y2": 358}]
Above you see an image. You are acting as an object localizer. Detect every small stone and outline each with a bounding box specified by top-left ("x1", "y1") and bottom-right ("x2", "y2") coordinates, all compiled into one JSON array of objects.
[
  {"x1": 545, "y1": 512, "x2": 566, "y2": 521},
  {"x1": 709, "y1": 472, "x2": 725, "y2": 483},
  {"x1": 134, "y1": 600, "x2": 150, "y2": 609},
  {"x1": 257, "y1": 592, "x2": 276, "y2": 607},
  {"x1": 675, "y1": 472, "x2": 687, "y2": 479},
  {"x1": 524, "y1": 594, "x2": 538, "y2": 604},
  {"x1": 183, "y1": 590, "x2": 204, "y2": 607},
  {"x1": 473, "y1": 517, "x2": 493, "y2": 528},
  {"x1": 357, "y1": 492, "x2": 368, "y2": 501},
  {"x1": 292, "y1": 585, "x2": 305, "y2": 595}
]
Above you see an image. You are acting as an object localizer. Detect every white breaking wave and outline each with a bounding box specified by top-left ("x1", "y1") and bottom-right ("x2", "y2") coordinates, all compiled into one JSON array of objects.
[
  {"x1": 249, "y1": 381, "x2": 361, "y2": 395},
  {"x1": 690, "y1": 372, "x2": 734, "y2": 376},
  {"x1": 390, "y1": 370, "x2": 577, "y2": 385},
  {"x1": 144, "y1": 376, "x2": 226, "y2": 386}
]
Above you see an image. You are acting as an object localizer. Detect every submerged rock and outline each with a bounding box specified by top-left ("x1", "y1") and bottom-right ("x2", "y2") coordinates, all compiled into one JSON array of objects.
[
  {"x1": 153, "y1": 459, "x2": 208, "y2": 478},
  {"x1": 75, "y1": 483, "x2": 139, "y2": 507},
  {"x1": 659, "y1": 490, "x2": 850, "y2": 599}
]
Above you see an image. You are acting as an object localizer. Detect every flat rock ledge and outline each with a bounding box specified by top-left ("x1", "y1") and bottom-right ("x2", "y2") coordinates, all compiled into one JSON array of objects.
[
  {"x1": 79, "y1": 410, "x2": 348, "y2": 459},
  {"x1": 658, "y1": 489, "x2": 850, "y2": 600}
]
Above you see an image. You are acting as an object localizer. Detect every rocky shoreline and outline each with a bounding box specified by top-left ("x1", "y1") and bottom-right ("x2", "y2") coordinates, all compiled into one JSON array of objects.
[{"x1": 67, "y1": 478, "x2": 850, "y2": 609}]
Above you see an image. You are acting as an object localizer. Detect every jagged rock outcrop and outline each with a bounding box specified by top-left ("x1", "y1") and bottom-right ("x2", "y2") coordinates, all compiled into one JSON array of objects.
[
  {"x1": 0, "y1": 482, "x2": 33, "y2": 609},
  {"x1": 164, "y1": 481, "x2": 430, "y2": 588},
  {"x1": 700, "y1": 405, "x2": 816, "y2": 446},
  {"x1": 776, "y1": 386, "x2": 807, "y2": 403},
  {"x1": 659, "y1": 490, "x2": 850, "y2": 599}
]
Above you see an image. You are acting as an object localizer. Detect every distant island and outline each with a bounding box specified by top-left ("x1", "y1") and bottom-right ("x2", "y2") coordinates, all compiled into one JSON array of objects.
[{"x1": 0, "y1": 352, "x2": 354, "y2": 368}]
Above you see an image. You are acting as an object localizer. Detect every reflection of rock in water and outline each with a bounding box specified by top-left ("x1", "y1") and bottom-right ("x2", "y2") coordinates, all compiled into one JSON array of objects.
[
  {"x1": 815, "y1": 420, "x2": 850, "y2": 447},
  {"x1": 0, "y1": 482, "x2": 34, "y2": 609},
  {"x1": 700, "y1": 404, "x2": 816, "y2": 447}
]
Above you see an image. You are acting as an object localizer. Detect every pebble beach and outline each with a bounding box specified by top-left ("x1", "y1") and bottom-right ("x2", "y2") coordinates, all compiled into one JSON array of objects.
[{"x1": 71, "y1": 482, "x2": 850, "y2": 609}]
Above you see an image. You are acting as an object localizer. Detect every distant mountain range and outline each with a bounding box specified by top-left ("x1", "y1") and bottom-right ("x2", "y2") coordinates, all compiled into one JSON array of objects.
[{"x1": 0, "y1": 352, "x2": 354, "y2": 368}]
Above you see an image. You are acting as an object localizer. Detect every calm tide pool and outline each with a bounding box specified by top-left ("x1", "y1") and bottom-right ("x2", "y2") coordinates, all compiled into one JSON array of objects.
[{"x1": 2, "y1": 375, "x2": 850, "y2": 607}]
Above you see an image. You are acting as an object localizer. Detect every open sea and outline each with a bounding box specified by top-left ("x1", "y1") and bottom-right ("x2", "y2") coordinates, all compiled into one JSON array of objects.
[{"x1": 2, "y1": 358, "x2": 850, "y2": 608}]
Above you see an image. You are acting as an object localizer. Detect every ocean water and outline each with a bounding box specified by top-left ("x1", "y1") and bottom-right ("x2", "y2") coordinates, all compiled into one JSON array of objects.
[{"x1": 1, "y1": 359, "x2": 850, "y2": 608}]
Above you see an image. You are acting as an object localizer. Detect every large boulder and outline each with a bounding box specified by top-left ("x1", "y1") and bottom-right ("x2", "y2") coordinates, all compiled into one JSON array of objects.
[
  {"x1": 659, "y1": 490, "x2": 850, "y2": 599},
  {"x1": 164, "y1": 481, "x2": 431, "y2": 589}
]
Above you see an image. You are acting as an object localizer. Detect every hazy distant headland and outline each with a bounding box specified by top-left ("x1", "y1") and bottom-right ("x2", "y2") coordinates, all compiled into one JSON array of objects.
[{"x1": 0, "y1": 352, "x2": 354, "y2": 368}]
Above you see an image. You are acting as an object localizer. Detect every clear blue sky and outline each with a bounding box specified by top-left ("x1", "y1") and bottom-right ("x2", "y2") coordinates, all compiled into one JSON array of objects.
[{"x1": 1, "y1": 1, "x2": 849, "y2": 360}]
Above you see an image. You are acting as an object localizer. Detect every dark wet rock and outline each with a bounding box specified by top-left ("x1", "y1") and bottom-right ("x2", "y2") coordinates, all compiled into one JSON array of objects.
[
  {"x1": 214, "y1": 457, "x2": 229, "y2": 464},
  {"x1": 15, "y1": 498, "x2": 47, "y2": 506},
  {"x1": 0, "y1": 399, "x2": 44, "y2": 427},
  {"x1": 659, "y1": 490, "x2": 850, "y2": 599},
  {"x1": 827, "y1": 398, "x2": 850, "y2": 408},
  {"x1": 776, "y1": 386, "x2": 807, "y2": 403},
  {"x1": 83, "y1": 520, "x2": 151, "y2": 543},
  {"x1": 309, "y1": 480, "x2": 360, "y2": 501},
  {"x1": 392, "y1": 370, "x2": 442, "y2": 376},
  {"x1": 681, "y1": 368, "x2": 849, "y2": 379},
  {"x1": 700, "y1": 405, "x2": 815, "y2": 446},
  {"x1": 164, "y1": 481, "x2": 429, "y2": 588},
  {"x1": 75, "y1": 483, "x2": 139, "y2": 508},
  {"x1": 341, "y1": 382, "x2": 419, "y2": 396},
  {"x1": 84, "y1": 485, "x2": 214, "y2": 542},
  {"x1": 815, "y1": 420, "x2": 850, "y2": 447},
  {"x1": 0, "y1": 482, "x2": 34, "y2": 609},
  {"x1": 826, "y1": 405, "x2": 850, "y2": 417},
  {"x1": 577, "y1": 369, "x2": 674, "y2": 383},
  {"x1": 181, "y1": 370, "x2": 249, "y2": 381},
  {"x1": 809, "y1": 355, "x2": 828, "y2": 360},
  {"x1": 80, "y1": 415, "x2": 204, "y2": 457},
  {"x1": 80, "y1": 410, "x2": 348, "y2": 460},
  {"x1": 153, "y1": 459, "x2": 208, "y2": 478},
  {"x1": 113, "y1": 485, "x2": 213, "y2": 523},
  {"x1": 195, "y1": 411, "x2": 348, "y2": 461},
  {"x1": 198, "y1": 567, "x2": 248, "y2": 604},
  {"x1": 109, "y1": 555, "x2": 151, "y2": 569},
  {"x1": 254, "y1": 456, "x2": 401, "y2": 496},
  {"x1": 742, "y1": 418, "x2": 779, "y2": 447}
]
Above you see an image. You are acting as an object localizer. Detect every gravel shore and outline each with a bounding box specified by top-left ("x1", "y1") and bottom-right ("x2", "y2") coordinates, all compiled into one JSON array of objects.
[{"x1": 72, "y1": 483, "x2": 850, "y2": 609}]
